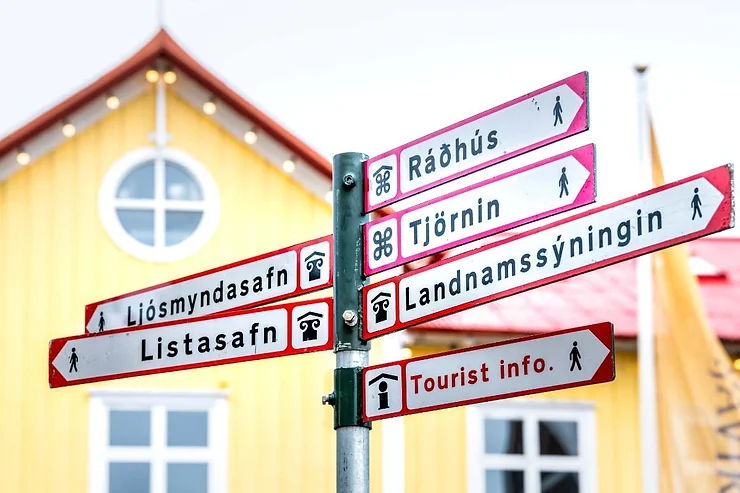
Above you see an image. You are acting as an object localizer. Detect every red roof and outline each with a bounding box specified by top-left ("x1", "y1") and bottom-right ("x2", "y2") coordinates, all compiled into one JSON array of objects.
[
  {"x1": 0, "y1": 29, "x2": 333, "y2": 178},
  {"x1": 412, "y1": 237, "x2": 740, "y2": 340}
]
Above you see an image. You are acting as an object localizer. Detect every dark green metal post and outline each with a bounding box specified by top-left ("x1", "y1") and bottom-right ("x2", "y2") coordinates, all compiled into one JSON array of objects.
[{"x1": 329, "y1": 151, "x2": 370, "y2": 493}]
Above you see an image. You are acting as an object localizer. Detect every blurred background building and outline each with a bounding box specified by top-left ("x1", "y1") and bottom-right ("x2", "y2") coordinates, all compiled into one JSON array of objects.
[{"x1": 2, "y1": 3, "x2": 740, "y2": 492}]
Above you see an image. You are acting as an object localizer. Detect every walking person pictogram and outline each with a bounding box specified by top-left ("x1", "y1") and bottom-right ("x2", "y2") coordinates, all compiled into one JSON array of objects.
[
  {"x1": 98, "y1": 312, "x2": 105, "y2": 332},
  {"x1": 553, "y1": 95, "x2": 564, "y2": 126},
  {"x1": 559, "y1": 167, "x2": 569, "y2": 197},
  {"x1": 69, "y1": 347, "x2": 79, "y2": 373},
  {"x1": 691, "y1": 187, "x2": 703, "y2": 220},
  {"x1": 569, "y1": 341, "x2": 582, "y2": 371}
]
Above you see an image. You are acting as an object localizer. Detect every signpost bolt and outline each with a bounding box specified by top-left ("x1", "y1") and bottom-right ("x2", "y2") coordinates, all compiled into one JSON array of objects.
[
  {"x1": 343, "y1": 174, "x2": 356, "y2": 187},
  {"x1": 322, "y1": 392, "x2": 336, "y2": 406},
  {"x1": 342, "y1": 309, "x2": 358, "y2": 327}
]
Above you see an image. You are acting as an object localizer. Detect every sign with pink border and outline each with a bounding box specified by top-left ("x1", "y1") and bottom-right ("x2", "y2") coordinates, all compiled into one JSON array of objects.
[
  {"x1": 363, "y1": 322, "x2": 614, "y2": 422},
  {"x1": 364, "y1": 72, "x2": 590, "y2": 212},
  {"x1": 363, "y1": 145, "x2": 596, "y2": 276},
  {"x1": 362, "y1": 164, "x2": 734, "y2": 340}
]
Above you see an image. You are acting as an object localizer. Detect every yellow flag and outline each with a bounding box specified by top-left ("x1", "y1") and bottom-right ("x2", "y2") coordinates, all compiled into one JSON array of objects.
[{"x1": 651, "y1": 119, "x2": 740, "y2": 492}]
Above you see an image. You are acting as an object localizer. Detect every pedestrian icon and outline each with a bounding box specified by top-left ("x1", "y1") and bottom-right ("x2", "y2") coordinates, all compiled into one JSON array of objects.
[
  {"x1": 297, "y1": 311, "x2": 323, "y2": 342},
  {"x1": 373, "y1": 164, "x2": 393, "y2": 197},
  {"x1": 368, "y1": 372, "x2": 399, "y2": 410},
  {"x1": 69, "y1": 347, "x2": 79, "y2": 373},
  {"x1": 559, "y1": 167, "x2": 569, "y2": 197},
  {"x1": 553, "y1": 95, "x2": 564, "y2": 126},
  {"x1": 371, "y1": 292, "x2": 391, "y2": 323},
  {"x1": 98, "y1": 312, "x2": 105, "y2": 332},
  {"x1": 304, "y1": 251, "x2": 325, "y2": 282},
  {"x1": 569, "y1": 341, "x2": 582, "y2": 371},
  {"x1": 691, "y1": 187, "x2": 703, "y2": 220}
]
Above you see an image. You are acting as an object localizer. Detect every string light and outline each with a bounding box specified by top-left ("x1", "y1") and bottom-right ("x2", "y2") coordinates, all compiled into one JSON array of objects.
[
  {"x1": 243, "y1": 130, "x2": 258, "y2": 145},
  {"x1": 282, "y1": 158, "x2": 296, "y2": 173},
  {"x1": 733, "y1": 358, "x2": 740, "y2": 371},
  {"x1": 324, "y1": 191, "x2": 333, "y2": 203},
  {"x1": 62, "y1": 121, "x2": 76, "y2": 138},
  {"x1": 202, "y1": 97, "x2": 217, "y2": 115},
  {"x1": 106, "y1": 94, "x2": 120, "y2": 110},
  {"x1": 163, "y1": 69, "x2": 177, "y2": 85},
  {"x1": 16, "y1": 150, "x2": 30, "y2": 166},
  {"x1": 146, "y1": 69, "x2": 160, "y2": 83}
]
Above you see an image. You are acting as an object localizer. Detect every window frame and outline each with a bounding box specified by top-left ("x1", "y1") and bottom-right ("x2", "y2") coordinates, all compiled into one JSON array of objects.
[
  {"x1": 466, "y1": 399, "x2": 597, "y2": 493},
  {"x1": 99, "y1": 147, "x2": 221, "y2": 263},
  {"x1": 88, "y1": 390, "x2": 228, "y2": 493}
]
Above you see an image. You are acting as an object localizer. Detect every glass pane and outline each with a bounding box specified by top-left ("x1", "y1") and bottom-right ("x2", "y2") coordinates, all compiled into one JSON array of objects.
[
  {"x1": 167, "y1": 411, "x2": 208, "y2": 447},
  {"x1": 117, "y1": 209, "x2": 155, "y2": 246},
  {"x1": 484, "y1": 419, "x2": 523, "y2": 454},
  {"x1": 109, "y1": 462, "x2": 150, "y2": 493},
  {"x1": 485, "y1": 469, "x2": 524, "y2": 493},
  {"x1": 117, "y1": 162, "x2": 154, "y2": 199},
  {"x1": 109, "y1": 410, "x2": 150, "y2": 446},
  {"x1": 539, "y1": 421, "x2": 578, "y2": 456},
  {"x1": 166, "y1": 161, "x2": 202, "y2": 200},
  {"x1": 541, "y1": 471, "x2": 579, "y2": 493},
  {"x1": 167, "y1": 463, "x2": 208, "y2": 493},
  {"x1": 165, "y1": 211, "x2": 203, "y2": 246}
]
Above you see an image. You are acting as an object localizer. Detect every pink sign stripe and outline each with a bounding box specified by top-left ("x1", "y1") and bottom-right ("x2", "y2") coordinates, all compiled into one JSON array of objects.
[
  {"x1": 362, "y1": 164, "x2": 734, "y2": 341},
  {"x1": 363, "y1": 144, "x2": 596, "y2": 276},
  {"x1": 364, "y1": 71, "x2": 590, "y2": 212}
]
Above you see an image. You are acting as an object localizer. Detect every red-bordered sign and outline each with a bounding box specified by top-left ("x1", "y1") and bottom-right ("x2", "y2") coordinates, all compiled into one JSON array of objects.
[
  {"x1": 363, "y1": 164, "x2": 734, "y2": 340},
  {"x1": 52, "y1": 298, "x2": 334, "y2": 388},
  {"x1": 363, "y1": 322, "x2": 614, "y2": 421},
  {"x1": 363, "y1": 145, "x2": 596, "y2": 276},
  {"x1": 85, "y1": 235, "x2": 332, "y2": 333},
  {"x1": 364, "y1": 71, "x2": 589, "y2": 212}
]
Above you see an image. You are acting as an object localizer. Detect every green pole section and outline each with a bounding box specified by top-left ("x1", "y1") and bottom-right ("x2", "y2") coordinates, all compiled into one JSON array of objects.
[{"x1": 330, "y1": 151, "x2": 370, "y2": 493}]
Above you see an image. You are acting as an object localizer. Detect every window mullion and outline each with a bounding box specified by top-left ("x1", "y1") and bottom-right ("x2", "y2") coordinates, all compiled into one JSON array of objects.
[
  {"x1": 152, "y1": 405, "x2": 167, "y2": 493},
  {"x1": 154, "y1": 158, "x2": 166, "y2": 249},
  {"x1": 525, "y1": 413, "x2": 540, "y2": 493}
]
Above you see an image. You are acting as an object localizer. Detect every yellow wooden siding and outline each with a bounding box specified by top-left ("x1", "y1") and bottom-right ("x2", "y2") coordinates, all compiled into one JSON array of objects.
[
  {"x1": 404, "y1": 347, "x2": 640, "y2": 493},
  {"x1": 0, "y1": 85, "x2": 390, "y2": 493}
]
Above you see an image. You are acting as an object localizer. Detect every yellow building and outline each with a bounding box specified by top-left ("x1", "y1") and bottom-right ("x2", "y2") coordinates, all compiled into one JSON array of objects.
[{"x1": 2, "y1": 28, "x2": 740, "y2": 493}]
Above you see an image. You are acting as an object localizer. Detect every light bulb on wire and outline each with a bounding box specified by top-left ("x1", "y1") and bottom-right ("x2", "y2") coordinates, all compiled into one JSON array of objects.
[
  {"x1": 203, "y1": 98, "x2": 217, "y2": 116},
  {"x1": 62, "y1": 121, "x2": 76, "y2": 138},
  {"x1": 244, "y1": 130, "x2": 258, "y2": 145},
  {"x1": 146, "y1": 69, "x2": 160, "y2": 83},
  {"x1": 106, "y1": 94, "x2": 120, "y2": 110}
]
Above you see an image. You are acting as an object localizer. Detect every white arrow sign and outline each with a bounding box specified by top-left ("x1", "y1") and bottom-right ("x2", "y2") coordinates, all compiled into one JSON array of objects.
[
  {"x1": 363, "y1": 164, "x2": 734, "y2": 340},
  {"x1": 51, "y1": 298, "x2": 333, "y2": 388},
  {"x1": 85, "y1": 235, "x2": 332, "y2": 333},
  {"x1": 364, "y1": 145, "x2": 596, "y2": 275},
  {"x1": 364, "y1": 72, "x2": 589, "y2": 212},
  {"x1": 363, "y1": 322, "x2": 615, "y2": 421}
]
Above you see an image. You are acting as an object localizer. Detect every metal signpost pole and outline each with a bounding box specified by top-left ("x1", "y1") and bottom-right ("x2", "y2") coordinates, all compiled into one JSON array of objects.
[{"x1": 330, "y1": 152, "x2": 371, "y2": 493}]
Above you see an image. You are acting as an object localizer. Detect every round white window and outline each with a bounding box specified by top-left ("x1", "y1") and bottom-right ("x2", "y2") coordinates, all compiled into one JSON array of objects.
[{"x1": 99, "y1": 147, "x2": 220, "y2": 262}]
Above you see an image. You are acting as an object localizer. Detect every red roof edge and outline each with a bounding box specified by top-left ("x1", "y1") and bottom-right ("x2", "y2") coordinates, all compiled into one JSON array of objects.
[{"x1": 0, "y1": 29, "x2": 334, "y2": 179}]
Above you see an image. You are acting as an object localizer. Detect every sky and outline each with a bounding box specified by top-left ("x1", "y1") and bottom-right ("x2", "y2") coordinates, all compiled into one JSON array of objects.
[{"x1": 1, "y1": 0, "x2": 739, "y2": 230}]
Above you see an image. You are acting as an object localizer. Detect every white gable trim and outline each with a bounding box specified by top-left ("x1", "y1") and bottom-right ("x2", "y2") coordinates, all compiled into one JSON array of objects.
[
  {"x1": 0, "y1": 70, "x2": 149, "y2": 182},
  {"x1": 169, "y1": 72, "x2": 332, "y2": 204},
  {"x1": 0, "y1": 60, "x2": 333, "y2": 207}
]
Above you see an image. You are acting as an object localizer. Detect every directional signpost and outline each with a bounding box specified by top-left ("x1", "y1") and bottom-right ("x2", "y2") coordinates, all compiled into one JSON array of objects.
[
  {"x1": 85, "y1": 235, "x2": 332, "y2": 333},
  {"x1": 364, "y1": 144, "x2": 596, "y2": 275},
  {"x1": 364, "y1": 71, "x2": 589, "y2": 212},
  {"x1": 47, "y1": 67, "x2": 738, "y2": 493},
  {"x1": 51, "y1": 298, "x2": 333, "y2": 388},
  {"x1": 363, "y1": 164, "x2": 734, "y2": 340},
  {"x1": 363, "y1": 322, "x2": 614, "y2": 421}
]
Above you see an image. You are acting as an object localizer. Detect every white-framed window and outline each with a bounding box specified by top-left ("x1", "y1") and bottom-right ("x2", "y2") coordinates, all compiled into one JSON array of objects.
[
  {"x1": 467, "y1": 400, "x2": 596, "y2": 493},
  {"x1": 99, "y1": 147, "x2": 220, "y2": 263},
  {"x1": 88, "y1": 390, "x2": 228, "y2": 493}
]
